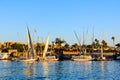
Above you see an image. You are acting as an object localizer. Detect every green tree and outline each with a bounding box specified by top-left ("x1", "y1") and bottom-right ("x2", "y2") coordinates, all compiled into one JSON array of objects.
[
  {"x1": 72, "y1": 43, "x2": 78, "y2": 47},
  {"x1": 71, "y1": 43, "x2": 79, "y2": 51},
  {"x1": 11, "y1": 43, "x2": 24, "y2": 52},
  {"x1": 101, "y1": 40, "x2": 107, "y2": 50},
  {"x1": 63, "y1": 43, "x2": 70, "y2": 51},
  {"x1": 64, "y1": 43, "x2": 69, "y2": 48},
  {"x1": 55, "y1": 38, "x2": 66, "y2": 48},
  {"x1": 116, "y1": 43, "x2": 120, "y2": 52},
  {"x1": 94, "y1": 38, "x2": 100, "y2": 48},
  {"x1": 116, "y1": 43, "x2": 120, "y2": 47},
  {"x1": 87, "y1": 45, "x2": 92, "y2": 48},
  {"x1": 35, "y1": 43, "x2": 44, "y2": 55}
]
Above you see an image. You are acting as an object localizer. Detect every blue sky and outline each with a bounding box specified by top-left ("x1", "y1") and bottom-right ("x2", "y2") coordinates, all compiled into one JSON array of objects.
[{"x1": 0, "y1": 0, "x2": 120, "y2": 46}]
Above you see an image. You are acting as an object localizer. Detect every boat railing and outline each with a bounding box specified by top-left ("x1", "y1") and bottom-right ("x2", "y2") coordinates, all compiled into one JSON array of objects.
[{"x1": 72, "y1": 55, "x2": 92, "y2": 59}]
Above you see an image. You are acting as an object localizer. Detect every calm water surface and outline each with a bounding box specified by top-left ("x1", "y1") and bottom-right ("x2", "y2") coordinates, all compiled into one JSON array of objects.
[{"x1": 0, "y1": 60, "x2": 120, "y2": 80}]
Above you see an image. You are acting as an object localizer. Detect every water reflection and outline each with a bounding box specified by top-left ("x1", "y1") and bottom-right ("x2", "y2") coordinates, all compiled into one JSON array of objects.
[
  {"x1": 25, "y1": 62, "x2": 34, "y2": 79},
  {"x1": 76, "y1": 61, "x2": 93, "y2": 79},
  {"x1": 54, "y1": 61, "x2": 63, "y2": 80},
  {"x1": 53, "y1": 61, "x2": 93, "y2": 80},
  {"x1": 1, "y1": 61, "x2": 120, "y2": 79},
  {"x1": 99, "y1": 61, "x2": 106, "y2": 79},
  {"x1": 82, "y1": 61, "x2": 92, "y2": 71},
  {"x1": 42, "y1": 62, "x2": 49, "y2": 80},
  {"x1": 100, "y1": 61, "x2": 105, "y2": 72}
]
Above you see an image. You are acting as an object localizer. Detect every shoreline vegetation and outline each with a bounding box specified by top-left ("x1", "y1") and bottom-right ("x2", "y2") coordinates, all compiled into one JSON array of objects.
[{"x1": 0, "y1": 37, "x2": 120, "y2": 60}]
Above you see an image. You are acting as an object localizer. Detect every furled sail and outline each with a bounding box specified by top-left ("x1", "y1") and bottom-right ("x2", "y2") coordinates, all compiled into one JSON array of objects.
[
  {"x1": 27, "y1": 27, "x2": 34, "y2": 59},
  {"x1": 43, "y1": 33, "x2": 50, "y2": 59}
]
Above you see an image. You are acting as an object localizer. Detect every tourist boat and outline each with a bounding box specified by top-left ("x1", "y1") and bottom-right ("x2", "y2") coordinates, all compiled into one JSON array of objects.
[
  {"x1": 72, "y1": 31, "x2": 92, "y2": 62},
  {"x1": 72, "y1": 55, "x2": 92, "y2": 62},
  {"x1": 72, "y1": 49, "x2": 92, "y2": 62},
  {"x1": 38, "y1": 34, "x2": 58, "y2": 62},
  {"x1": 93, "y1": 46, "x2": 106, "y2": 61},
  {"x1": 0, "y1": 52, "x2": 10, "y2": 60},
  {"x1": 21, "y1": 27, "x2": 37, "y2": 62}
]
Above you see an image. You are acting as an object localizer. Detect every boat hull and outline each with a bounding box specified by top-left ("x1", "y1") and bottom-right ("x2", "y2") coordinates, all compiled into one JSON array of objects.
[
  {"x1": 38, "y1": 56, "x2": 58, "y2": 62},
  {"x1": 21, "y1": 59, "x2": 37, "y2": 62},
  {"x1": 72, "y1": 59, "x2": 92, "y2": 62},
  {"x1": 72, "y1": 55, "x2": 92, "y2": 62},
  {"x1": 93, "y1": 57, "x2": 106, "y2": 61}
]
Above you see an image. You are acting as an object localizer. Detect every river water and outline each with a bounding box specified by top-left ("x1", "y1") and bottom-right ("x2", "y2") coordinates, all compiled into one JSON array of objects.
[{"x1": 0, "y1": 60, "x2": 120, "y2": 80}]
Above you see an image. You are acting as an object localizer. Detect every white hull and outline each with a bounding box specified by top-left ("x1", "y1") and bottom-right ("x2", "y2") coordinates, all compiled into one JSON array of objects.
[
  {"x1": 39, "y1": 56, "x2": 58, "y2": 62},
  {"x1": 11, "y1": 58, "x2": 20, "y2": 62},
  {"x1": 21, "y1": 59, "x2": 37, "y2": 62},
  {"x1": 94, "y1": 57, "x2": 106, "y2": 61},
  {"x1": 23, "y1": 27, "x2": 36, "y2": 63},
  {"x1": 73, "y1": 59, "x2": 92, "y2": 62},
  {"x1": 0, "y1": 53, "x2": 10, "y2": 60},
  {"x1": 38, "y1": 34, "x2": 58, "y2": 62},
  {"x1": 72, "y1": 55, "x2": 92, "y2": 62}
]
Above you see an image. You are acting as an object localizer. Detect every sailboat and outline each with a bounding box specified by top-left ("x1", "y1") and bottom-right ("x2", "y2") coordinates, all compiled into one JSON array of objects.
[
  {"x1": 72, "y1": 49, "x2": 92, "y2": 61},
  {"x1": 72, "y1": 31, "x2": 92, "y2": 62},
  {"x1": 21, "y1": 27, "x2": 37, "y2": 62},
  {"x1": 94, "y1": 46, "x2": 106, "y2": 61},
  {"x1": 38, "y1": 34, "x2": 58, "y2": 62},
  {"x1": 0, "y1": 52, "x2": 10, "y2": 60},
  {"x1": 42, "y1": 34, "x2": 50, "y2": 60}
]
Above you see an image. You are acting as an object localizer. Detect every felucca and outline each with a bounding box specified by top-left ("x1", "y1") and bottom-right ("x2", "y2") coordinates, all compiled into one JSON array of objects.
[
  {"x1": 38, "y1": 34, "x2": 58, "y2": 62},
  {"x1": 72, "y1": 31, "x2": 92, "y2": 62},
  {"x1": 21, "y1": 27, "x2": 37, "y2": 62},
  {"x1": 93, "y1": 46, "x2": 106, "y2": 61}
]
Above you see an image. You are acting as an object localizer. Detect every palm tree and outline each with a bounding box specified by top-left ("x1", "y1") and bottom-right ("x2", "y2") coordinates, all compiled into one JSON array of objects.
[
  {"x1": 111, "y1": 36, "x2": 115, "y2": 55},
  {"x1": 95, "y1": 38, "x2": 100, "y2": 48},
  {"x1": 101, "y1": 40, "x2": 107, "y2": 50},
  {"x1": 111, "y1": 36, "x2": 115, "y2": 47}
]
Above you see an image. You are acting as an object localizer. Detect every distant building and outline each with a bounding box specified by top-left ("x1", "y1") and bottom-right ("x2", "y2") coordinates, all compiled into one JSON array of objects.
[
  {"x1": 3, "y1": 42, "x2": 25, "y2": 49},
  {"x1": 4, "y1": 42, "x2": 14, "y2": 48},
  {"x1": 8, "y1": 49, "x2": 18, "y2": 57},
  {"x1": 63, "y1": 51, "x2": 79, "y2": 55}
]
